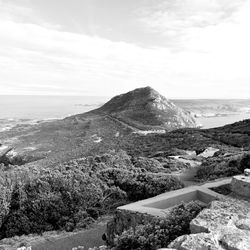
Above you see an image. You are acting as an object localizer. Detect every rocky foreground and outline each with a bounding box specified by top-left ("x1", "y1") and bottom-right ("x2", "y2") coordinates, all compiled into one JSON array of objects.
[
  {"x1": 167, "y1": 170, "x2": 250, "y2": 250},
  {"x1": 168, "y1": 197, "x2": 250, "y2": 250}
]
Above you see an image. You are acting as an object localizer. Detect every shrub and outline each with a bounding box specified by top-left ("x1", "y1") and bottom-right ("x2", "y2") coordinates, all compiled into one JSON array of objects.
[
  {"x1": 1, "y1": 211, "x2": 32, "y2": 238},
  {"x1": 0, "y1": 167, "x2": 105, "y2": 237},
  {"x1": 0, "y1": 150, "x2": 184, "y2": 238},
  {"x1": 238, "y1": 153, "x2": 250, "y2": 172},
  {"x1": 196, "y1": 155, "x2": 245, "y2": 181},
  {"x1": 113, "y1": 201, "x2": 206, "y2": 250},
  {"x1": 133, "y1": 157, "x2": 164, "y2": 173},
  {"x1": 98, "y1": 168, "x2": 184, "y2": 201}
]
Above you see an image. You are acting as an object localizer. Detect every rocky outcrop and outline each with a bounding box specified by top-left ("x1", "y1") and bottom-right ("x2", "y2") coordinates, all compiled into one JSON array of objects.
[
  {"x1": 190, "y1": 208, "x2": 235, "y2": 233},
  {"x1": 197, "y1": 147, "x2": 219, "y2": 158},
  {"x1": 209, "y1": 199, "x2": 250, "y2": 215},
  {"x1": 168, "y1": 198, "x2": 250, "y2": 250},
  {"x1": 91, "y1": 87, "x2": 197, "y2": 131},
  {"x1": 217, "y1": 225, "x2": 250, "y2": 250},
  {"x1": 169, "y1": 225, "x2": 250, "y2": 250},
  {"x1": 168, "y1": 233, "x2": 220, "y2": 250},
  {"x1": 244, "y1": 168, "x2": 250, "y2": 176},
  {"x1": 190, "y1": 198, "x2": 250, "y2": 234}
]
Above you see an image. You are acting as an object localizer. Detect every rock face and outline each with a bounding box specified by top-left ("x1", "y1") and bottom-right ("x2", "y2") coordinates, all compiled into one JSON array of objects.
[
  {"x1": 218, "y1": 225, "x2": 250, "y2": 250},
  {"x1": 169, "y1": 198, "x2": 250, "y2": 250},
  {"x1": 190, "y1": 199, "x2": 250, "y2": 234},
  {"x1": 93, "y1": 87, "x2": 197, "y2": 131},
  {"x1": 190, "y1": 208, "x2": 235, "y2": 233},
  {"x1": 168, "y1": 233, "x2": 220, "y2": 250}
]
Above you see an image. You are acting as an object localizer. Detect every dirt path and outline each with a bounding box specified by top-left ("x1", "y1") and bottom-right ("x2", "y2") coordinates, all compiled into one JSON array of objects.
[
  {"x1": 107, "y1": 115, "x2": 165, "y2": 135},
  {"x1": 32, "y1": 219, "x2": 108, "y2": 250},
  {"x1": 106, "y1": 115, "x2": 140, "y2": 132},
  {"x1": 171, "y1": 158, "x2": 202, "y2": 186}
]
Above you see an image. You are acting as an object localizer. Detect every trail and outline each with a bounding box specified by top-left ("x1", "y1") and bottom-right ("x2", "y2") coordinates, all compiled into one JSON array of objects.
[
  {"x1": 107, "y1": 115, "x2": 165, "y2": 135},
  {"x1": 106, "y1": 115, "x2": 140, "y2": 132},
  {"x1": 32, "y1": 218, "x2": 109, "y2": 250}
]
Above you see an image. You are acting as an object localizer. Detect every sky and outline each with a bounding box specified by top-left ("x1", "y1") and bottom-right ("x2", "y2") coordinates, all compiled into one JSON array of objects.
[{"x1": 0, "y1": 0, "x2": 250, "y2": 98}]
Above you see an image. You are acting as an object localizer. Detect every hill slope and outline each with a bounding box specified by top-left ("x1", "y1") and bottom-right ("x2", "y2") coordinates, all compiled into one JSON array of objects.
[
  {"x1": 1, "y1": 88, "x2": 249, "y2": 167},
  {"x1": 89, "y1": 86, "x2": 197, "y2": 130}
]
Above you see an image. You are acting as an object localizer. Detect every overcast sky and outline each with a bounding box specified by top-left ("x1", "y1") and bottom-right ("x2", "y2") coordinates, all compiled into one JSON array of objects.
[{"x1": 0, "y1": 0, "x2": 249, "y2": 98}]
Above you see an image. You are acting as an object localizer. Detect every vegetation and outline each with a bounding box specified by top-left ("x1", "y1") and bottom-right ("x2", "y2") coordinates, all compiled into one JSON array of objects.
[
  {"x1": 196, "y1": 153, "x2": 250, "y2": 181},
  {"x1": 98, "y1": 168, "x2": 183, "y2": 201},
  {"x1": 113, "y1": 201, "x2": 206, "y2": 250},
  {"x1": 1, "y1": 113, "x2": 250, "y2": 243},
  {"x1": 0, "y1": 150, "x2": 183, "y2": 239}
]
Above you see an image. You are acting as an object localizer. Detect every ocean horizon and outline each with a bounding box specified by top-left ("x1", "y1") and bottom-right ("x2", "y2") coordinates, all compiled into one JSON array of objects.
[{"x1": 0, "y1": 95, "x2": 250, "y2": 132}]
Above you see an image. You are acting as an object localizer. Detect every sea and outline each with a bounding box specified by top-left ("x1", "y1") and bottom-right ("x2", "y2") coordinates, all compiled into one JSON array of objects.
[
  {"x1": 0, "y1": 96, "x2": 250, "y2": 132},
  {"x1": 0, "y1": 95, "x2": 109, "y2": 132}
]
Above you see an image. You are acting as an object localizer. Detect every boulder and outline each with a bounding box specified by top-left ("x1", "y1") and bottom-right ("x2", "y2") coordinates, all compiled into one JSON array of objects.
[
  {"x1": 190, "y1": 208, "x2": 236, "y2": 233},
  {"x1": 167, "y1": 198, "x2": 250, "y2": 250},
  {"x1": 217, "y1": 225, "x2": 250, "y2": 250},
  {"x1": 210, "y1": 199, "x2": 250, "y2": 216},
  {"x1": 244, "y1": 168, "x2": 250, "y2": 176},
  {"x1": 168, "y1": 233, "x2": 220, "y2": 250},
  {"x1": 197, "y1": 147, "x2": 219, "y2": 158},
  {"x1": 169, "y1": 225, "x2": 250, "y2": 250},
  {"x1": 235, "y1": 218, "x2": 250, "y2": 231}
]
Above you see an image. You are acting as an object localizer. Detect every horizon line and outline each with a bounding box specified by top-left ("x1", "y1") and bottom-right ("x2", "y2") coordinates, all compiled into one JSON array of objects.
[{"x1": 0, "y1": 94, "x2": 249, "y2": 100}]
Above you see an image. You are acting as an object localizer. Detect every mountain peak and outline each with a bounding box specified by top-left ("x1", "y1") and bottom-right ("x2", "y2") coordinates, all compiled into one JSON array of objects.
[
  {"x1": 127, "y1": 86, "x2": 159, "y2": 97},
  {"x1": 91, "y1": 86, "x2": 197, "y2": 131}
]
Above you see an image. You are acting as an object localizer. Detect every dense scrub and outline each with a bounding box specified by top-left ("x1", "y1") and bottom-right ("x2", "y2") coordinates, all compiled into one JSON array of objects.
[
  {"x1": 121, "y1": 129, "x2": 222, "y2": 157},
  {"x1": 113, "y1": 201, "x2": 206, "y2": 250},
  {"x1": 1, "y1": 119, "x2": 249, "y2": 240},
  {"x1": 120, "y1": 120, "x2": 250, "y2": 158},
  {"x1": 196, "y1": 153, "x2": 250, "y2": 181},
  {"x1": 203, "y1": 119, "x2": 250, "y2": 150},
  {"x1": 98, "y1": 168, "x2": 183, "y2": 201},
  {"x1": 0, "y1": 150, "x2": 183, "y2": 239}
]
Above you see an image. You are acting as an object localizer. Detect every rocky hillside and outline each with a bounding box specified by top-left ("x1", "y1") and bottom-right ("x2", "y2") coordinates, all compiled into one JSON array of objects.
[
  {"x1": 89, "y1": 86, "x2": 197, "y2": 131},
  {"x1": 1, "y1": 88, "x2": 249, "y2": 167}
]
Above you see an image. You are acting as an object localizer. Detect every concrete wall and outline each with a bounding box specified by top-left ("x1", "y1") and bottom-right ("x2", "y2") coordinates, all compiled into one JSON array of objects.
[{"x1": 106, "y1": 178, "x2": 231, "y2": 245}]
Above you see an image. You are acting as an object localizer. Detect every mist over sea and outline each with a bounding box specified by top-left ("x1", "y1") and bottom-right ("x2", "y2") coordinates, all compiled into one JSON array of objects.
[{"x1": 0, "y1": 96, "x2": 250, "y2": 132}]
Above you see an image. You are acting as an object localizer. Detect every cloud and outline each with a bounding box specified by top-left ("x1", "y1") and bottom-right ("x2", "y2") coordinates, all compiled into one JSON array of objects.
[
  {"x1": 138, "y1": 0, "x2": 246, "y2": 47},
  {"x1": 0, "y1": 0, "x2": 249, "y2": 98},
  {"x1": 0, "y1": 11, "x2": 172, "y2": 95}
]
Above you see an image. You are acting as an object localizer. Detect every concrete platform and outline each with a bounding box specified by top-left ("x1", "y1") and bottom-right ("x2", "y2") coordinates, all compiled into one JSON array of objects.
[
  {"x1": 118, "y1": 179, "x2": 231, "y2": 217},
  {"x1": 232, "y1": 175, "x2": 250, "y2": 198}
]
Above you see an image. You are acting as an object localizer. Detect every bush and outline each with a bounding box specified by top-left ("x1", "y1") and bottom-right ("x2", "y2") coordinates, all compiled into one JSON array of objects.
[
  {"x1": 0, "y1": 150, "x2": 184, "y2": 239},
  {"x1": 113, "y1": 201, "x2": 206, "y2": 250},
  {"x1": 98, "y1": 168, "x2": 184, "y2": 201},
  {"x1": 1, "y1": 211, "x2": 31, "y2": 238},
  {"x1": 133, "y1": 157, "x2": 164, "y2": 173},
  {"x1": 0, "y1": 167, "x2": 105, "y2": 237},
  {"x1": 196, "y1": 154, "x2": 246, "y2": 181},
  {"x1": 239, "y1": 153, "x2": 250, "y2": 172}
]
